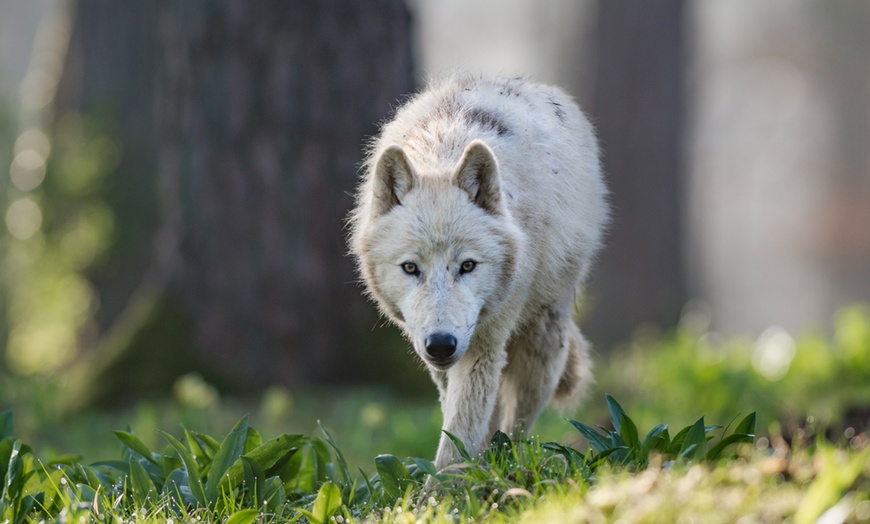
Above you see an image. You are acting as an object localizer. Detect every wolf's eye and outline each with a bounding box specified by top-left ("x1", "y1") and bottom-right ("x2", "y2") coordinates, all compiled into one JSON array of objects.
[
  {"x1": 459, "y1": 259, "x2": 477, "y2": 274},
  {"x1": 401, "y1": 262, "x2": 420, "y2": 276}
]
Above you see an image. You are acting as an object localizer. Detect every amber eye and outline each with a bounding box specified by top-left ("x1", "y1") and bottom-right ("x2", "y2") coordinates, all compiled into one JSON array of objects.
[
  {"x1": 459, "y1": 259, "x2": 477, "y2": 274},
  {"x1": 401, "y1": 262, "x2": 420, "y2": 276}
]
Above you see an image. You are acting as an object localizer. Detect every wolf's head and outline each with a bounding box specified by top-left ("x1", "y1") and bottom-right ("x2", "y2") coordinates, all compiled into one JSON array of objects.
[{"x1": 353, "y1": 140, "x2": 521, "y2": 370}]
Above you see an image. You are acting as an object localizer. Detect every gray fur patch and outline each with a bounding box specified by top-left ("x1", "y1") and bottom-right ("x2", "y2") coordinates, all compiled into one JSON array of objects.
[
  {"x1": 465, "y1": 107, "x2": 510, "y2": 137},
  {"x1": 548, "y1": 97, "x2": 566, "y2": 123}
]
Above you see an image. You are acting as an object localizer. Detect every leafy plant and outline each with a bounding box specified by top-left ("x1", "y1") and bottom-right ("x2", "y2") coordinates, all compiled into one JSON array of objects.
[
  {"x1": 567, "y1": 394, "x2": 756, "y2": 470},
  {"x1": 11, "y1": 394, "x2": 867, "y2": 524},
  {"x1": 599, "y1": 304, "x2": 870, "y2": 433}
]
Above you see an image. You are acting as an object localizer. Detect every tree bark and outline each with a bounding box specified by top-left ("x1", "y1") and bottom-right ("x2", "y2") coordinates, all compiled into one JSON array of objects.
[
  {"x1": 54, "y1": 1, "x2": 416, "y2": 408},
  {"x1": 586, "y1": 0, "x2": 686, "y2": 345},
  {"x1": 154, "y1": 0, "x2": 415, "y2": 386}
]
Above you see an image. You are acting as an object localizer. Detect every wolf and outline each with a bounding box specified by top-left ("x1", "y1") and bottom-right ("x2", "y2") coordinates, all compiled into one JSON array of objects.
[{"x1": 349, "y1": 74, "x2": 609, "y2": 469}]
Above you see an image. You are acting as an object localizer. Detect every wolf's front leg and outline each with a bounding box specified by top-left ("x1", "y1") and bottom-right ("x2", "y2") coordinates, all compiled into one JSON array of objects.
[{"x1": 434, "y1": 346, "x2": 507, "y2": 470}]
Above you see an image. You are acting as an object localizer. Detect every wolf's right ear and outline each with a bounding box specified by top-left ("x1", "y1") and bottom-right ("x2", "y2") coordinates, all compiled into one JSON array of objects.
[{"x1": 372, "y1": 145, "x2": 416, "y2": 217}]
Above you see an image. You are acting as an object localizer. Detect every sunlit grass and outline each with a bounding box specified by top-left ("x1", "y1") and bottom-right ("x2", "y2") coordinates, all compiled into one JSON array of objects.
[{"x1": 1, "y1": 393, "x2": 867, "y2": 524}]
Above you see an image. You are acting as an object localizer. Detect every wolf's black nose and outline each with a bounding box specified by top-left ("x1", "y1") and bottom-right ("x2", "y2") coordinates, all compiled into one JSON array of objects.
[{"x1": 426, "y1": 333, "x2": 457, "y2": 361}]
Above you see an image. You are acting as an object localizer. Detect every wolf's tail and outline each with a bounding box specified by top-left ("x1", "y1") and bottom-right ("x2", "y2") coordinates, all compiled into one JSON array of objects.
[{"x1": 551, "y1": 321, "x2": 594, "y2": 410}]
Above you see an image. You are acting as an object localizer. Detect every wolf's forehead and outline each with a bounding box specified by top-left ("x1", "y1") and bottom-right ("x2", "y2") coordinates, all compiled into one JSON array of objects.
[{"x1": 397, "y1": 217, "x2": 496, "y2": 258}]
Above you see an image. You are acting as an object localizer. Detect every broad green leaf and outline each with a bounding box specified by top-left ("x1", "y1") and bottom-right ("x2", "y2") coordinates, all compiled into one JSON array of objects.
[
  {"x1": 219, "y1": 434, "x2": 304, "y2": 493},
  {"x1": 129, "y1": 458, "x2": 157, "y2": 508},
  {"x1": 0, "y1": 438, "x2": 12, "y2": 481},
  {"x1": 205, "y1": 415, "x2": 249, "y2": 503},
  {"x1": 605, "y1": 394, "x2": 628, "y2": 434},
  {"x1": 295, "y1": 446, "x2": 319, "y2": 494},
  {"x1": 241, "y1": 456, "x2": 265, "y2": 507},
  {"x1": 704, "y1": 425, "x2": 723, "y2": 435},
  {"x1": 486, "y1": 431, "x2": 513, "y2": 462},
  {"x1": 678, "y1": 417, "x2": 708, "y2": 462},
  {"x1": 375, "y1": 454, "x2": 414, "y2": 501},
  {"x1": 618, "y1": 413, "x2": 640, "y2": 451},
  {"x1": 298, "y1": 481, "x2": 342, "y2": 524},
  {"x1": 410, "y1": 458, "x2": 437, "y2": 478},
  {"x1": 185, "y1": 429, "x2": 213, "y2": 466},
  {"x1": 114, "y1": 431, "x2": 158, "y2": 465},
  {"x1": 441, "y1": 431, "x2": 472, "y2": 462},
  {"x1": 667, "y1": 424, "x2": 693, "y2": 455},
  {"x1": 567, "y1": 420, "x2": 610, "y2": 453},
  {"x1": 162, "y1": 467, "x2": 197, "y2": 508},
  {"x1": 706, "y1": 432, "x2": 755, "y2": 461},
  {"x1": 157, "y1": 430, "x2": 208, "y2": 506},
  {"x1": 244, "y1": 427, "x2": 262, "y2": 454},
  {"x1": 192, "y1": 432, "x2": 221, "y2": 454},
  {"x1": 0, "y1": 411, "x2": 12, "y2": 440},
  {"x1": 263, "y1": 475, "x2": 286, "y2": 511},
  {"x1": 734, "y1": 412, "x2": 757, "y2": 437},
  {"x1": 2, "y1": 440, "x2": 25, "y2": 509},
  {"x1": 306, "y1": 437, "x2": 333, "y2": 485},
  {"x1": 226, "y1": 508, "x2": 259, "y2": 524},
  {"x1": 38, "y1": 468, "x2": 66, "y2": 515},
  {"x1": 641, "y1": 424, "x2": 669, "y2": 450}
]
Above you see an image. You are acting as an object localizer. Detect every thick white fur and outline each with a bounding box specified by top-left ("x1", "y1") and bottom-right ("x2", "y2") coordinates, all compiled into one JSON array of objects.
[{"x1": 349, "y1": 74, "x2": 608, "y2": 469}]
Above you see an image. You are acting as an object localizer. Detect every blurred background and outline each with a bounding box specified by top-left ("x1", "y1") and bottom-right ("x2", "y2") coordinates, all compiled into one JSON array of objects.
[{"x1": 1, "y1": 1, "x2": 868, "y2": 465}]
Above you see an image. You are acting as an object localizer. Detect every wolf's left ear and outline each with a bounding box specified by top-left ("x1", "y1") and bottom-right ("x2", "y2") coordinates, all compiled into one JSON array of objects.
[
  {"x1": 372, "y1": 145, "x2": 416, "y2": 217},
  {"x1": 454, "y1": 140, "x2": 502, "y2": 215}
]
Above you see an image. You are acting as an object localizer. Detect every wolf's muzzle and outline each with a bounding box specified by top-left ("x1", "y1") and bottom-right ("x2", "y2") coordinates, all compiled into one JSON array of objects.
[{"x1": 425, "y1": 333, "x2": 457, "y2": 364}]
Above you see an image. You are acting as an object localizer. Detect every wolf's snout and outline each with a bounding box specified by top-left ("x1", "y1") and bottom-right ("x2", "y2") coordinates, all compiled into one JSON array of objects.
[{"x1": 425, "y1": 333, "x2": 457, "y2": 362}]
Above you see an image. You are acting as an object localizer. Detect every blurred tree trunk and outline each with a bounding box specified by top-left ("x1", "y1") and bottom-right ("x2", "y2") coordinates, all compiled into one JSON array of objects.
[
  {"x1": 57, "y1": 1, "x2": 416, "y2": 408},
  {"x1": 586, "y1": 0, "x2": 686, "y2": 345},
  {"x1": 154, "y1": 0, "x2": 415, "y2": 387}
]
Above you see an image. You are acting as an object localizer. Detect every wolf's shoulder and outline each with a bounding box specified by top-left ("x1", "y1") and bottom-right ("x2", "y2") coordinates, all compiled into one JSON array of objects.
[
  {"x1": 374, "y1": 74, "x2": 586, "y2": 161},
  {"x1": 400, "y1": 74, "x2": 579, "y2": 119}
]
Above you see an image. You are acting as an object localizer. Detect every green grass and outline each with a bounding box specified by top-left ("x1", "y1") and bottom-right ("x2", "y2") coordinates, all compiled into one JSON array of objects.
[
  {"x1": 2, "y1": 304, "x2": 870, "y2": 522},
  {"x1": 5, "y1": 392, "x2": 864, "y2": 524}
]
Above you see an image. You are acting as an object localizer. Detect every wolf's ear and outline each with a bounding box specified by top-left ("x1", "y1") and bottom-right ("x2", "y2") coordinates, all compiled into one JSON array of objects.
[
  {"x1": 372, "y1": 145, "x2": 416, "y2": 217},
  {"x1": 454, "y1": 140, "x2": 501, "y2": 215}
]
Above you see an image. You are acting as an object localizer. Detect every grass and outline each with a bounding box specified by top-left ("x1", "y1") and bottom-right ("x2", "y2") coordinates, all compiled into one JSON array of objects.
[
  {"x1": 2, "y1": 305, "x2": 870, "y2": 522},
  {"x1": 5, "y1": 392, "x2": 867, "y2": 524}
]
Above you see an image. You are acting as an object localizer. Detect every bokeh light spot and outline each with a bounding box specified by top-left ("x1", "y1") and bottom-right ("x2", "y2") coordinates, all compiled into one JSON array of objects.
[{"x1": 5, "y1": 198, "x2": 43, "y2": 240}]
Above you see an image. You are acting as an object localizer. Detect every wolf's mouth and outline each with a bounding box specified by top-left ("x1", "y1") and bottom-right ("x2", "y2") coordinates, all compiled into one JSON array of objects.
[{"x1": 424, "y1": 355, "x2": 458, "y2": 370}]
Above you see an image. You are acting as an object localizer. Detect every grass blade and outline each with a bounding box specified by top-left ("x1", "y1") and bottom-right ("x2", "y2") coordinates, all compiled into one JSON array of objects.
[{"x1": 319, "y1": 422, "x2": 351, "y2": 486}]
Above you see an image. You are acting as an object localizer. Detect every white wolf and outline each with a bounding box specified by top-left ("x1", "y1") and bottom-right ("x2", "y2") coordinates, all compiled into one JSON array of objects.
[{"x1": 349, "y1": 74, "x2": 608, "y2": 469}]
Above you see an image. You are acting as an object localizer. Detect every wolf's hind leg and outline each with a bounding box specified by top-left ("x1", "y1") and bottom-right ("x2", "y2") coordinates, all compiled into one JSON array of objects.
[
  {"x1": 497, "y1": 306, "x2": 571, "y2": 435},
  {"x1": 551, "y1": 321, "x2": 593, "y2": 410}
]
